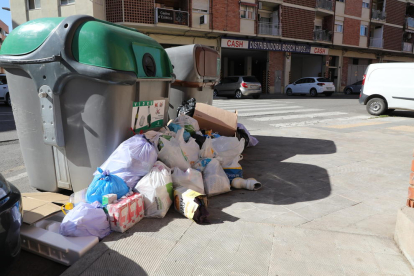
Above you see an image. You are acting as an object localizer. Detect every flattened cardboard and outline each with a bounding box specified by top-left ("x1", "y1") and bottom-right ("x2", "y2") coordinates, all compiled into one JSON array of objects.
[
  {"x1": 22, "y1": 192, "x2": 70, "y2": 225},
  {"x1": 193, "y1": 103, "x2": 237, "y2": 136}
]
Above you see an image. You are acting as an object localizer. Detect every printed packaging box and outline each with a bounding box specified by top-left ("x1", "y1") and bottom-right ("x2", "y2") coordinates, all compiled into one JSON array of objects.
[{"x1": 107, "y1": 193, "x2": 144, "y2": 233}]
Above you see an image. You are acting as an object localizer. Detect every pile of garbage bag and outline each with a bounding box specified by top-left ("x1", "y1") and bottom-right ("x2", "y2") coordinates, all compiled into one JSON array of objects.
[{"x1": 59, "y1": 102, "x2": 260, "y2": 240}]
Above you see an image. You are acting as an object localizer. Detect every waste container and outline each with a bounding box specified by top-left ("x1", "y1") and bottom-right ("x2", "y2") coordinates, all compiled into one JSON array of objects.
[
  {"x1": 0, "y1": 15, "x2": 174, "y2": 192},
  {"x1": 165, "y1": 44, "x2": 220, "y2": 119}
]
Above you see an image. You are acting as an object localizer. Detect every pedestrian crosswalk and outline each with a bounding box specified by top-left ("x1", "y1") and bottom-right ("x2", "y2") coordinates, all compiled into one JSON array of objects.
[{"x1": 212, "y1": 98, "x2": 372, "y2": 129}]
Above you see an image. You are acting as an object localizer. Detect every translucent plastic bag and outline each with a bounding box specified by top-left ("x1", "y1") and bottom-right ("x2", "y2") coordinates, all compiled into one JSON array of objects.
[
  {"x1": 158, "y1": 137, "x2": 190, "y2": 171},
  {"x1": 60, "y1": 202, "x2": 111, "y2": 239},
  {"x1": 199, "y1": 137, "x2": 218, "y2": 159},
  {"x1": 211, "y1": 137, "x2": 245, "y2": 167},
  {"x1": 176, "y1": 128, "x2": 200, "y2": 166},
  {"x1": 192, "y1": 158, "x2": 212, "y2": 172},
  {"x1": 98, "y1": 135, "x2": 158, "y2": 188},
  {"x1": 86, "y1": 168, "x2": 129, "y2": 204},
  {"x1": 134, "y1": 161, "x2": 173, "y2": 218},
  {"x1": 171, "y1": 167, "x2": 205, "y2": 194},
  {"x1": 172, "y1": 114, "x2": 200, "y2": 135},
  {"x1": 202, "y1": 159, "x2": 230, "y2": 197}
]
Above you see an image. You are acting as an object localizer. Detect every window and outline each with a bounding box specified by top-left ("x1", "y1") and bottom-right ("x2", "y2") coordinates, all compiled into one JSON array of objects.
[
  {"x1": 335, "y1": 22, "x2": 343, "y2": 33},
  {"x1": 317, "y1": 78, "x2": 331, "y2": 82},
  {"x1": 193, "y1": 0, "x2": 208, "y2": 13},
  {"x1": 242, "y1": 76, "x2": 259, "y2": 82},
  {"x1": 336, "y1": 0, "x2": 344, "y2": 2},
  {"x1": 27, "y1": 0, "x2": 41, "y2": 9},
  {"x1": 295, "y1": 79, "x2": 305, "y2": 84},
  {"x1": 360, "y1": 25, "x2": 368, "y2": 36},
  {"x1": 362, "y1": 0, "x2": 369, "y2": 8},
  {"x1": 61, "y1": 0, "x2": 75, "y2": 5},
  {"x1": 240, "y1": 5, "x2": 255, "y2": 20}
]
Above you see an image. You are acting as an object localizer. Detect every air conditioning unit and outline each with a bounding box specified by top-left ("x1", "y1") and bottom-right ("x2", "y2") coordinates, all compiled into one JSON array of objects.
[
  {"x1": 258, "y1": 2, "x2": 263, "y2": 9},
  {"x1": 200, "y1": 15, "x2": 208, "y2": 25}
]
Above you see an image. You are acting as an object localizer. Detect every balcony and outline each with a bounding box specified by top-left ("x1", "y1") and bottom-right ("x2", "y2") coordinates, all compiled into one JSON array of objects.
[
  {"x1": 371, "y1": 9, "x2": 386, "y2": 22},
  {"x1": 370, "y1": 37, "x2": 383, "y2": 48},
  {"x1": 406, "y1": 17, "x2": 414, "y2": 30},
  {"x1": 155, "y1": 8, "x2": 189, "y2": 26},
  {"x1": 403, "y1": 42, "x2": 413, "y2": 52},
  {"x1": 258, "y1": 22, "x2": 281, "y2": 36},
  {"x1": 314, "y1": 29, "x2": 332, "y2": 42},
  {"x1": 315, "y1": 0, "x2": 334, "y2": 15}
]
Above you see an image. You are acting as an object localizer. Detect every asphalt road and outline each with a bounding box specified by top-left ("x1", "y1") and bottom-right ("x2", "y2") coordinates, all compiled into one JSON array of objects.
[{"x1": 2, "y1": 93, "x2": 414, "y2": 275}]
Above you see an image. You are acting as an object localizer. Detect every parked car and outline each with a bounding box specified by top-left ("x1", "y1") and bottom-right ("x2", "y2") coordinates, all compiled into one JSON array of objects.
[
  {"x1": 360, "y1": 63, "x2": 414, "y2": 115},
  {"x1": 344, "y1": 80, "x2": 362, "y2": 95},
  {"x1": 0, "y1": 173, "x2": 23, "y2": 273},
  {"x1": 214, "y1": 76, "x2": 262, "y2": 99},
  {"x1": 285, "y1": 77, "x2": 335, "y2": 97},
  {"x1": 0, "y1": 74, "x2": 10, "y2": 106}
]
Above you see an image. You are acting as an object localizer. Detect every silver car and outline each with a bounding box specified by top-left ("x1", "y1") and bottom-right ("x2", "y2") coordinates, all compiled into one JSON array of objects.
[{"x1": 214, "y1": 76, "x2": 262, "y2": 99}]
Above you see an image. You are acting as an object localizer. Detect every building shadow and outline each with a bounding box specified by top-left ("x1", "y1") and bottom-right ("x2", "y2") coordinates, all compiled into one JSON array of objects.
[{"x1": 0, "y1": 104, "x2": 16, "y2": 133}]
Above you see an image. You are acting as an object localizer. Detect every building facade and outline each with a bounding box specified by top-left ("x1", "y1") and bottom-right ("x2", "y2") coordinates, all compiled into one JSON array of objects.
[
  {"x1": 0, "y1": 19, "x2": 9, "y2": 73},
  {"x1": 10, "y1": 0, "x2": 414, "y2": 93}
]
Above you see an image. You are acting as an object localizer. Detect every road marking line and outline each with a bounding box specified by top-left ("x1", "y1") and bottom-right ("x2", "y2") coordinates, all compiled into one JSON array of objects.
[
  {"x1": 387, "y1": 125, "x2": 414, "y2": 132},
  {"x1": 324, "y1": 121, "x2": 387, "y2": 129},
  {"x1": 215, "y1": 104, "x2": 288, "y2": 109},
  {"x1": 269, "y1": 116, "x2": 372, "y2": 128},
  {"x1": 239, "y1": 108, "x2": 323, "y2": 117},
  {"x1": 250, "y1": 112, "x2": 348, "y2": 122},
  {"x1": 221, "y1": 106, "x2": 303, "y2": 112},
  {"x1": 213, "y1": 101, "x2": 293, "y2": 106},
  {"x1": 6, "y1": 172, "x2": 28, "y2": 182}
]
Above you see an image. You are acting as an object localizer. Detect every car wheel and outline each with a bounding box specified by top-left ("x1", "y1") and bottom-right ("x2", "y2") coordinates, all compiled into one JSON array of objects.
[
  {"x1": 310, "y1": 89, "x2": 317, "y2": 97},
  {"x1": 213, "y1": 89, "x2": 218, "y2": 97},
  {"x1": 5, "y1": 93, "x2": 11, "y2": 106},
  {"x1": 235, "y1": 90, "x2": 243, "y2": 99},
  {"x1": 345, "y1": 88, "x2": 352, "y2": 95},
  {"x1": 325, "y1": 93, "x2": 333, "y2": 97},
  {"x1": 366, "y1": 98, "x2": 387, "y2": 116},
  {"x1": 252, "y1": 94, "x2": 260, "y2": 99},
  {"x1": 286, "y1": 88, "x2": 293, "y2": 96}
]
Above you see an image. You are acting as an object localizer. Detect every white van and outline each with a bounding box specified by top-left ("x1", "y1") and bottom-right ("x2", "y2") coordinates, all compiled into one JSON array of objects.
[{"x1": 359, "y1": 63, "x2": 414, "y2": 115}]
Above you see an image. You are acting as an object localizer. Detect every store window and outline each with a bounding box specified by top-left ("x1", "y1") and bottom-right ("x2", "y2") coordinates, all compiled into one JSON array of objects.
[
  {"x1": 360, "y1": 25, "x2": 368, "y2": 36},
  {"x1": 362, "y1": 0, "x2": 369, "y2": 8},
  {"x1": 336, "y1": 0, "x2": 344, "y2": 2},
  {"x1": 27, "y1": 0, "x2": 41, "y2": 9},
  {"x1": 240, "y1": 5, "x2": 255, "y2": 20},
  {"x1": 335, "y1": 22, "x2": 343, "y2": 33}
]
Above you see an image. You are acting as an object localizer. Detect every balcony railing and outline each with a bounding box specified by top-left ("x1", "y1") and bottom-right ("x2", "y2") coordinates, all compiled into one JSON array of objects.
[
  {"x1": 370, "y1": 37, "x2": 383, "y2": 48},
  {"x1": 407, "y1": 17, "x2": 414, "y2": 28},
  {"x1": 258, "y1": 22, "x2": 281, "y2": 36},
  {"x1": 371, "y1": 9, "x2": 386, "y2": 21},
  {"x1": 314, "y1": 29, "x2": 332, "y2": 42},
  {"x1": 403, "y1": 42, "x2": 413, "y2": 52},
  {"x1": 316, "y1": 0, "x2": 333, "y2": 11}
]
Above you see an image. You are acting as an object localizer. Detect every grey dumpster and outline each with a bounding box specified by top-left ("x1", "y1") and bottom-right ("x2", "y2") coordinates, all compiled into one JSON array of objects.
[
  {"x1": 0, "y1": 15, "x2": 174, "y2": 192},
  {"x1": 165, "y1": 44, "x2": 220, "y2": 119}
]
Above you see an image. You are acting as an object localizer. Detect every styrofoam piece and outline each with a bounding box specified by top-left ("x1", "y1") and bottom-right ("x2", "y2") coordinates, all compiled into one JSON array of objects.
[{"x1": 20, "y1": 214, "x2": 99, "y2": 266}]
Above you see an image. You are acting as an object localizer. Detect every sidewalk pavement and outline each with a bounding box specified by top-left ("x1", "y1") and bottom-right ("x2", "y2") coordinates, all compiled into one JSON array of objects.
[{"x1": 62, "y1": 116, "x2": 414, "y2": 276}]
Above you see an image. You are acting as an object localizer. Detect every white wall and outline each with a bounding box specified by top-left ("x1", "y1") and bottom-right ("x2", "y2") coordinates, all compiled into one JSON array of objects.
[{"x1": 240, "y1": 19, "x2": 255, "y2": 34}]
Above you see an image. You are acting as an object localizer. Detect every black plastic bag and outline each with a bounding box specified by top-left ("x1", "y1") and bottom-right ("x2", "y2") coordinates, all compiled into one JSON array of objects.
[
  {"x1": 236, "y1": 127, "x2": 250, "y2": 149},
  {"x1": 177, "y1": 98, "x2": 196, "y2": 117}
]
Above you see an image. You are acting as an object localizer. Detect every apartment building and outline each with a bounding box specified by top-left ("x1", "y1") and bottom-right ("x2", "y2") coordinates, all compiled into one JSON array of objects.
[{"x1": 9, "y1": 0, "x2": 414, "y2": 93}]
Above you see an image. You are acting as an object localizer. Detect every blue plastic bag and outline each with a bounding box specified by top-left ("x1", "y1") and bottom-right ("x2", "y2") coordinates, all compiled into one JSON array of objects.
[
  {"x1": 86, "y1": 168, "x2": 129, "y2": 204},
  {"x1": 168, "y1": 123, "x2": 191, "y2": 142},
  {"x1": 60, "y1": 202, "x2": 111, "y2": 239}
]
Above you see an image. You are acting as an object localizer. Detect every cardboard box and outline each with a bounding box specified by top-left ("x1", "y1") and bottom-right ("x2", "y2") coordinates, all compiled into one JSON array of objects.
[
  {"x1": 107, "y1": 193, "x2": 144, "y2": 233},
  {"x1": 22, "y1": 192, "x2": 70, "y2": 225},
  {"x1": 193, "y1": 103, "x2": 237, "y2": 136}
]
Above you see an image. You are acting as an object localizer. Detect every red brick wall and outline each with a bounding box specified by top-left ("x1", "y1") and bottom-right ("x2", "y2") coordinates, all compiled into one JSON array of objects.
[
  {"x1": 285, "y1": 0, "x2": 316, "y2": 8},
  {"x1": 268, "y1": 51, "x2": 284, "y2": 88},
  {"x1": 385, "y1": 0, "x2": 406, "y2": 26},
  {"x1": 281, "y1": 6, "x2": 315, "y2": 40},
  {"x1": 341, "y1": 57, "x2": 349, "y2": 87},
  {"x1": 343, "y1": 17, "x2": 360, "y2": 46},
  {"x1": 383, "y1": 25, "x2": 403, "y2": 51},
  {"x1": 344, "y1": 0, "x2": 362, "y2": 17},
  {"x1": 211, "y1": 0, "x2": 240, "y2": 32}
]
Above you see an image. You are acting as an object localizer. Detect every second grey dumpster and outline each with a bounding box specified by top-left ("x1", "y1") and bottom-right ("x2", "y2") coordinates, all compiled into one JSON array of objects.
[
  {"x1": 165, "y1": 44, "x2": 220, "y2": 119},
  {"x1": 0, "y1": 15, "x2": 174, "y2": 192}
]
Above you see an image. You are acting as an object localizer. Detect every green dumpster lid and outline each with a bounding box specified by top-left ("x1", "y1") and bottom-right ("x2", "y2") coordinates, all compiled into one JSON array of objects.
[{"x1": 0, "y1": 17, "x2": 173, "y2": 79}]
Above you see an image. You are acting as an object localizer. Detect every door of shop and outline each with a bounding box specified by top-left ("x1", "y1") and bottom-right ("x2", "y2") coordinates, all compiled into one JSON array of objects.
[
  {"x1": 274, "y1": 70, "x2": 282, "y2": 93},
  {"x1": 347, "y1": 65, "x2": 368, "y2": 85}
]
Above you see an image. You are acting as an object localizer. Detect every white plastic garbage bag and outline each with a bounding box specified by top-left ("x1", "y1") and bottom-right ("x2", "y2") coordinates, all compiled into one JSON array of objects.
[
  {"x1": 202, "y1": 159, "x2": 230, "y2": 197},
  {"x1": 60, "y1": 202, "x2": 111, "y2": 239},
  {"x1": 172, "y1": 114, "x2": 200, "y2": 134},
  {"x1": 171, "y1": 167, "x2": 205, "y2": 194},
  {"x1": 134, "y1": 161, "x2": 173, "y2": 218},
  {"x1": 237, "y1": 123, "x2": 258, "y2": 147},
  {"x1": 176, "y1": 128, "x2": 199, "y2": 166},
  {"x1": 211, "y1": 137, "x2": 245, "y2": 167},
  {"x1": 98, "y1": 135, "x2": 158, "y2": 188},
  {"x1": 144, "y1": 129, "x2": 176, "y2": 150},
  {"x1": 158, "y1": 137, "x2": 190, "y2": 171},
  {"x1": 199, "y1": 137, "x2": 218, "y2": 159}
]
